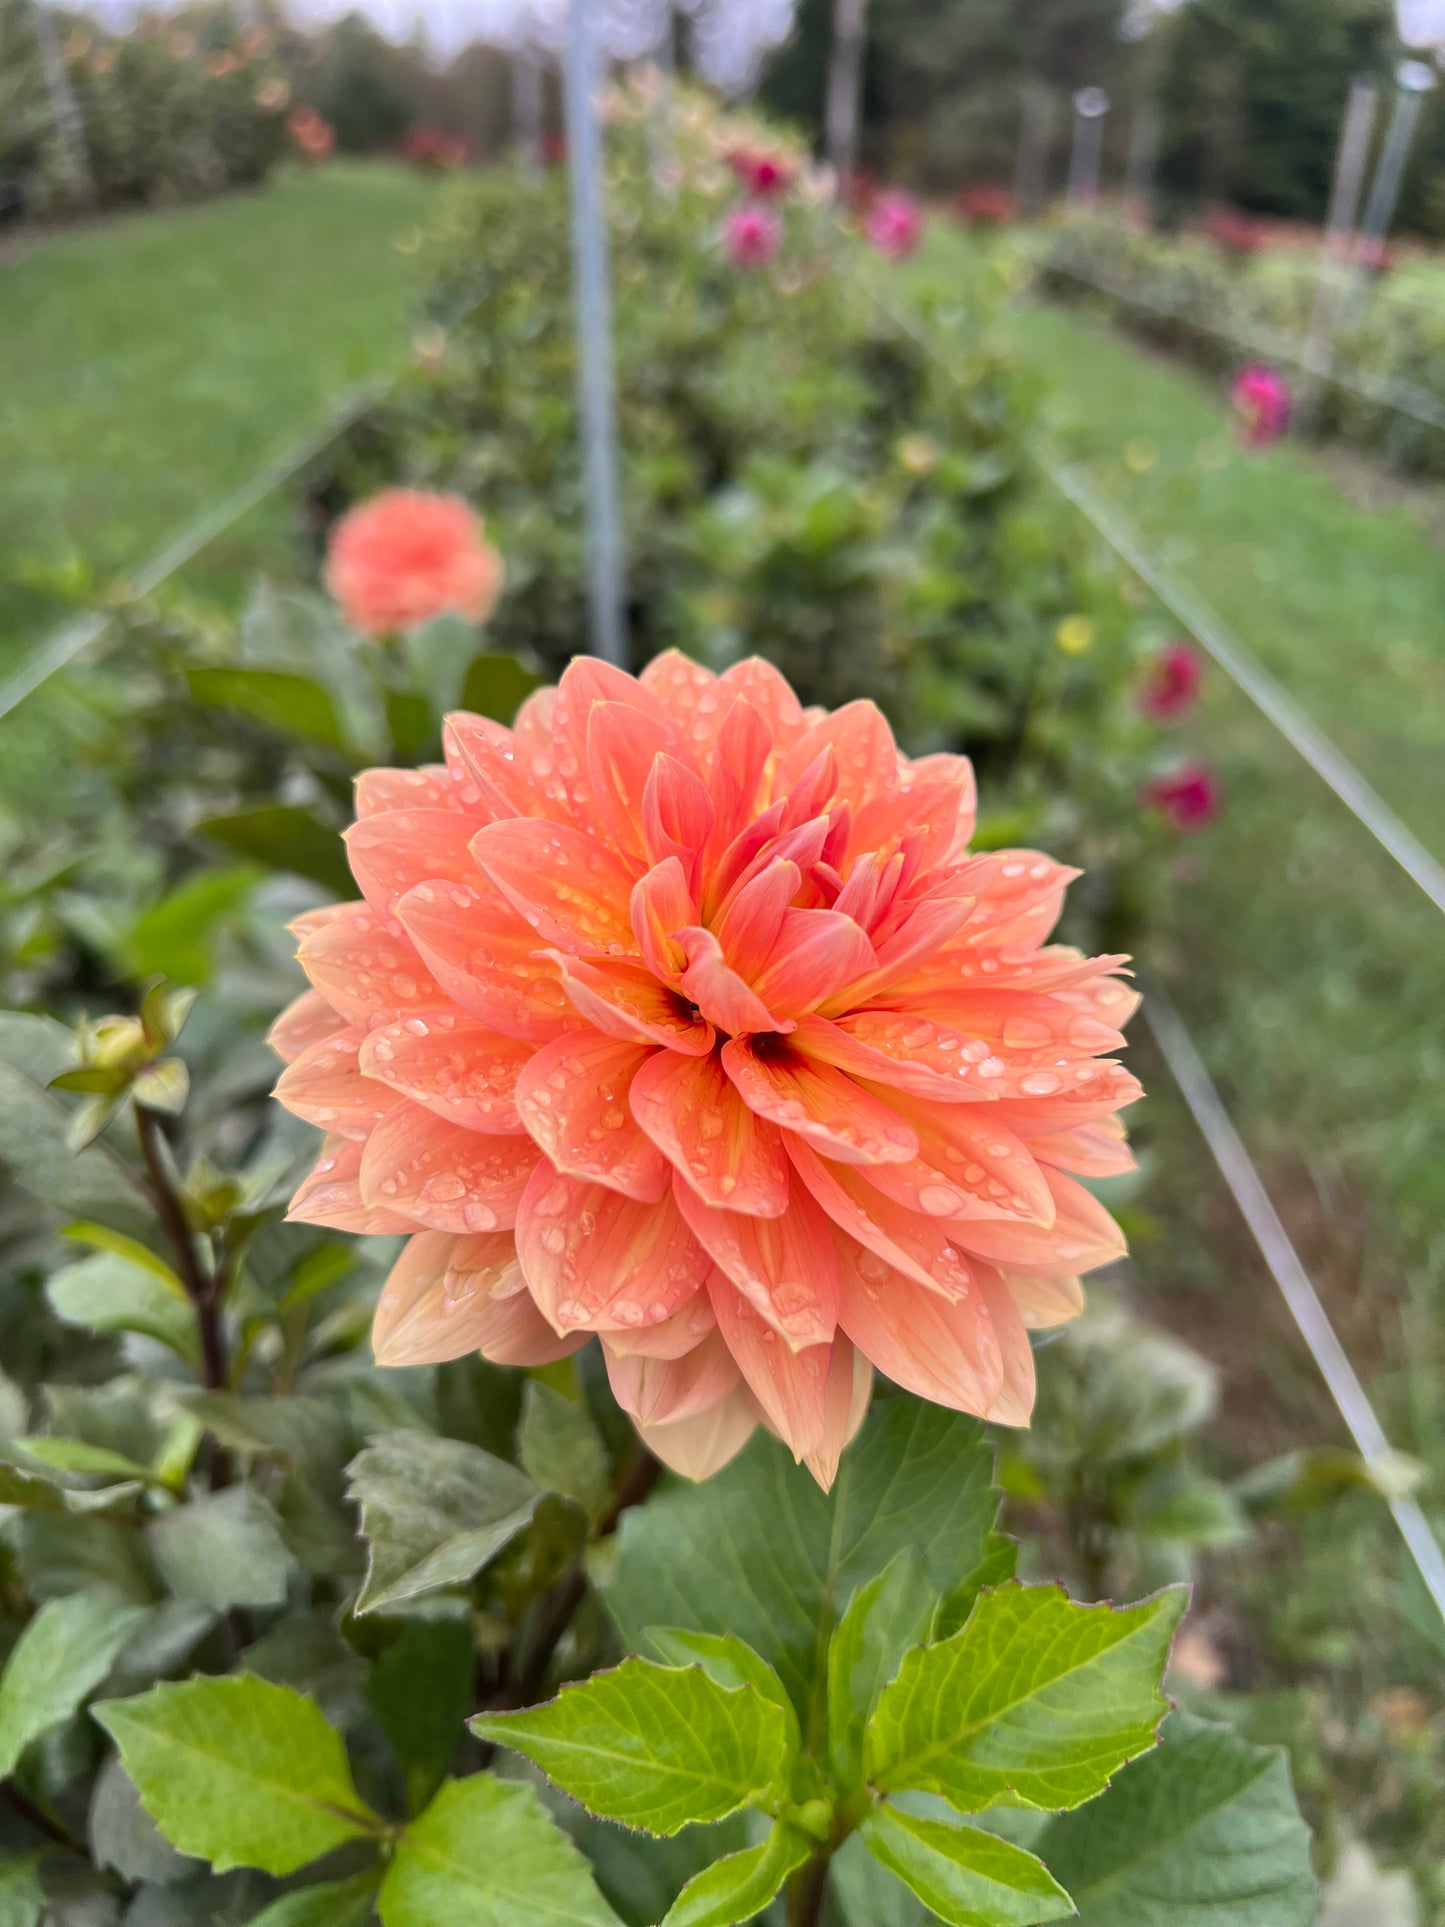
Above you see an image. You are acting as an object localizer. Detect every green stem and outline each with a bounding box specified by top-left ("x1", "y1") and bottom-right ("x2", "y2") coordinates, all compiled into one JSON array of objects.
[
  {"x1": 786, "y1": 1852, "x2": 831, "y2": 1927},
  {"x1": 133, "y1": 1103, "x2": 229, "y2": 1398}
]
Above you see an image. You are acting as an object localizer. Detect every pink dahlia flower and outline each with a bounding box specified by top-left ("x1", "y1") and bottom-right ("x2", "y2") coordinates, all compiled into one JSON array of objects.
[
  {"x1": 1138, "y1": 642, "x2": 1204, "y2": 722},
  {"x1": 1144, "y1": 760, "x2": 1222, "y2": 832},
  {"x1": 722, "y1": 203, "x2": 783, "y2": 269},
  {"x1": 1231, "y1": 364, "x2": 1290, "y2": 447},
  {"x1": 271, "y1": 654, "x2": 1141, "y2": 1487},
  {"x1": 726, "y1": 146, "x2": 792, "y2": 199},
  {"x1": 865, "y1": 190, "x2": 924, "y2": 261},
  {"x1": 324, "y1": 489, "x2": 504, "y2": 638}
]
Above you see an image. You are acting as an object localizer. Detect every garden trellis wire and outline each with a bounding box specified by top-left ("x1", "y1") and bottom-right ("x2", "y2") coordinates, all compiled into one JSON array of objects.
[{"x1": 862, "y1": 282, "x2": 1445, "y2": 1627}]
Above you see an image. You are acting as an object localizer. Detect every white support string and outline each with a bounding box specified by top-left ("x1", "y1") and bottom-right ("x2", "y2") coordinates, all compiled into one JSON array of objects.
[{"x1": 1143, "y1": 981, "x2": 1445, "y2": 1626}]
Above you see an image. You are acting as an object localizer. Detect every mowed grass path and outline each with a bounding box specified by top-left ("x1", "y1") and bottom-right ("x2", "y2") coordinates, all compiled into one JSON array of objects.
[{"x1": 0, "y1": 161, "x2": 444, "y2": 670}]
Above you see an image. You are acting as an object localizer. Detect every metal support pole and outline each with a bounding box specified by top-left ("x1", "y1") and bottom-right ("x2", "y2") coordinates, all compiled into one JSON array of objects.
[
  {"x1": 1066, "y1": 87, "x2": 1109, "y2": 207},
  {"x1": 513, "y1": 44, "x2": 543, "y2": 181},
  {"x1": 1331, "y1": 64, "x2": 1436, "y2": 368},
  {"x1": 563, "y1": 0, "x2": 628, "y2": 667},
  {"x1": 28, "y1": 0, "x2": 91, "y2": 204},
  {"x1": 1298, "y1": 80, "x2": 1378, "y2": 426},
  {"x1": 1124, "y1": 102, "x2": 1160, "y2": 221},
  {"x1": 1014, "y1": 84, "x2": 1054, "y2": 217},
  {"x1": 825, "y1": 0, "x2": 869, "y2": 189},
  {"x1": 645, "y1": 3, "x2": 677, "y2": 196}
]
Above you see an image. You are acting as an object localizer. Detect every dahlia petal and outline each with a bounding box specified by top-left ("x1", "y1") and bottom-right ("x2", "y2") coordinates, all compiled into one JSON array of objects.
[
  {"x1": 1002, "y1": 1269, "x2": 1085, "y2": 1330},
  {"x1": 345, "y1": 807, "x2": 482, "y2": 914},
  {"x1": 286, "y1": 903, "x2": 353, "y2": 943},
  {"x1": 993, "y1": 1062, "x2": 1144, "y2": 1133},
  {"x1": 705, "y1": 698, "x2": 771, "y2": 853},
  {"x1": 906, "y1": 751, "x2": 977, "y2": 852},
  {"x1": 777, "y1": 700, "x2": 898, "y2": 811},
  {"x1": 470, "y1": 819, "x2": 637, "y2": 956},
  {"x1": 677, "y1": 928, "x2": 789, "y2": 1037},
  {"x1": 791, "y1": 1012, "x2": 991, "y2": 1104},
  {"x1": 1056, "y1": 972, "x2": 1143, "y2": 1030},
  {"x1": 372, "y1": 1230, "x2": 587, "y2": 1367},
  {"x1": 642, "y1": 755, "x2": 716, "y2": 893},
  {"x1": 355, "y1": 765, "x2": 455, "y2": 817},
  {"x1": 949, "y1": 1168, "x2": 1127, "y2": 1273},
  {"x1": 446, "y1": 1234, "x2": 588, "y2": 1364},
  {"x1": 974, "y1": 1264, "x2": 1036, "y2": 1426},
  {"x1": 548, "y1": 952, "x2": 714, "y2": 1056},
  {"x1": 785, "y1": 1138, "x2": 975, "y2": 1299},
  {"x1": 443, "y1": 712, "x2": 547, "y2": 820},
  {"x1": 639, "y1": 647, "x2": 718, "y2": 727},
  {"x1": 878, "y1": 1095, "x2": 1056, "y2": 1226},
  {"x1": 955, "y1": 852, "x2": 1077, "y2": 957},
  {"x1": 901, "y1": 987, "x2": 1127, "y2": 1062},
  {"x1": 470, "y1": 1288, "x2": 593, "y2": 1367},
  {"x1": 630, "y1": 1048, "x2": 790, "y2": 1217},
  {"x1": 803, "y1": 1335, "x2": 873, "y2": 1491},
  {"x1": 631, "y1": 858, "x2": 696, "y2": 981},
  {"x1": 360, "y1": 1099, "x2": 540, "y2": 1233},
  {"x1": 287, "y1": 1138, "x2": 417, "y2": 1234},
  {"x1": 515, "y1": 1033, "x2": 671, "y2": 1202},
  {"x1": 706, "y1": 1269, "x2": 829, "y2": 1459},
  {"x1": 551, "y1": 657, "x2": 688, "y2": 824},
  {"x1": 273, "y1": 1029, "x2": 399, "y2": 1141},
  {"x1": 600, "y1": 1292, "x2": 718, "y2": 1359},
  {"x1": 357, "y1": 1014, "x2": 532, "y2": 1134},
  {"x1": 603, "y1": 1326, "x2": 741, "y2": 1428},
  {"x1": 372, "y1": 1231, "x2": 464, "y2": 1365},
  {"x1": 267, "y1": 989, "x2": 346, "y2": 1064},
  {"x1": 636, "y1": 1385, "x2": 760, "y2": 1481},
  {"x1": 713, "y1": 858, "x2": 800, "y2": 982},
  {"x1": 717, "y1": 656, "x2": 807, "y2": 753},
  {"x1": 396, "y1": 881, "x2": 573, "y2": 1041},
  {"x1": 751, "y1": 909, "x2": 876, "y2": 1018},
  {"x1": 722, "y1": 1039, "x2": 916, "y2": 1166},
  {"x1": 672, "y1": 1169, "x2": 839, "y2": 1349},
  {"x1": 824, "y1": 894, "x2": 979, "y2": 1011},
  {"x1": 587, "y1": 700, "x2": 675, "y2": 868},
  {"x1": 516, "y1": 1167, "x2": 711, "y2": 1334},
  {"x1": 297, "y1": 905, "x2": 444, "y2": 1024},
  {"x1": 1024, "y1": 1117, "x2": 1136, "y2": 1178},
  {"x1": 834, "y1": 1237, "x2": 1002, "y2": 1416}
]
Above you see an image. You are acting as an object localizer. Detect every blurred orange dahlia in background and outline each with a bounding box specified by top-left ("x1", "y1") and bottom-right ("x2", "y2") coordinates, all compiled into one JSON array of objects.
[{"x1": 270, "y1": 653, "x2": 1141, "y2": 1487}]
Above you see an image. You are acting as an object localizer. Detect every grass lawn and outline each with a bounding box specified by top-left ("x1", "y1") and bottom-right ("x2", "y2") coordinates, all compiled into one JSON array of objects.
[{"x1": 0, "y1": 160, "x2": 445, "y2": 673}]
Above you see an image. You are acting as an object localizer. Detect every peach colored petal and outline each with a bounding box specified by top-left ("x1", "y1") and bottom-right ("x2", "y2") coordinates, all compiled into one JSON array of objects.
[
  {"x1": 677, "y1": 928, "x2": 788, "y2": 1037},
  {"x1": 550, "y1": 657, "x2": 689, "y2": 827},
  {"x1": 358, "y1": 1014, "x2": 532, "y2": 1134},
  {"x1": 586, "y1": 700, "x2": 674, "y2": 868},
  {"x1": 834, "y1": 1237, "x2": 1002, "y2": 1417},
  {"x1": 785, "y1": 1139, "x2": 975, "y2": 1299},
  {"x1": 704, "y1": 698, "x2": 772, "y2": 858},
  {"x1": 975, "y1": 1264, "x2": 1036, "y2": 1426},
  {"x1": 470, "y1": 819, "x2": 637, "y2": 957},
  {"x1": 722, "y1": 1039, "x2": 916, "y2": 1166},
  {"x1": 792, "y1": 1011, "x2": 996, "y2": 1103},
  {"x1": 878, "y1": 1095, "x2": 1056, "y2": 1226},
  {"x1": 287, "y1": 1138, "x2": 418, "y2": 1234},
  {"x1": 822, "y1": 893, "x2": 979, "y2": 1011},
  {"x1": 948, "y1": 1167, "x2": 1127, "y2": 1273},
  {"x1": 803, "y1": 1335, "x2": 873, "y2": 1491},
  {"x1": 637, "y1": 1384, "x2": 760, "y2": 1481},
  {"x1": 642, "y1": 755, "x2": 715, "y2": 893},
  {"x1": 355, "y1": 766, "x2": 455, "y2": 817},
  {"x1": 548, "y1": 951, "x2": 714, "y2": 1056},
  {"x1": 345, "y1": 807, "x2": 482, "y2": 914},
  {"x1": 713, "y1": 857, "x2": 800, "y2": 982},
  {"x1": 630, "y1": 857, "x2": 696, "y2": 981},
  {"x1": 706, "y1": 1269, "x2": 829, "y2": 1459},
  {"x1": 717, "y1": 657, "x2": 806, "y2": 755},
  {"x1": 516, "y1": 1167, "x2": 710, "y2": 1335},
  {"x1": 273, "y1": 1029, "x2": 399, "y2": 1142},
  {"x1": 515, "y1": 1033, "x2": 671, "y2": 1202},
  {"x1": 443, "y1": 712, "x2": 551, "y2": 821},
  {"x1": 777, "y1": 700, "x2": 898, "y2": 812},
  {"x1": 360, "y1": 1099, "x2": 539, "y2": 1233},
  {"x1": 992, "y1": 1062, "x2": 1144, "y2": 1134},
  {"x1": 630, "y1": 1048, "x2": 790, "y2": 1217},
  {"x1": 374, "y1": 1230, "x2": 577, "y2": 1367},
  {"x1": 287, "y1": 903, "x2": 354, "y2": 942},
  {"x1": 297, "y1": 906, "x2": 443, "y2": 1024},
  {"x1": 751, "y1": 909, "x2": 876, "y2": 1017},
  {"x1": 600, "y1": 1292, "x2": 717, "y2": 1359},
  {"x1": 639, "y1": 647, "x2": 718, "y2": 727},
  {"x1": 396, "y1": 881, "x2": 573, "y2": 1041},
  {"x1": 673, "y1": 1168, "x2": 839, "y2": 1349},
  {"x1": 267, "y1": 989, "x2": 345, "y2": 1064},
  {"x1": 603, "y1": 1326, "x2": 741, "y2": 1428},
  {"x1": 1024, "y1": 1117, "x2": 1136, "y2": 1178},
  {"x1": 1002, "y1": 1269, "x2": 1085, "y2": 1330}
]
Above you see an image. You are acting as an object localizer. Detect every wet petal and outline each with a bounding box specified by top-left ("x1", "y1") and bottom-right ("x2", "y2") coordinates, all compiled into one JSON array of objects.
[
  {"x1": 273, "y1": 1029, "x2": 399, "y2": 1141},
  {"x1": 470, "y1": 818, "x2": 637, "y2": 957},
  {"x1": 587, "y1": 700, "x2": 674, "y2": 868},
  {"x1": 287, "y1": 1138, "x2": 417, "y2": 1234},
  {"x1": 549, "y1": 953, "x2": 714, "y2": 1057},
  {"x1": 396, "y1": 880, "x2": 573, "y2": 1042},
  {"x1": 631, "y1": 1049, "x2": 790, "y2": 1217},
  {"x1": 1023, "y1": 1117, "x2": 1136, "y2": 1178},
  {"x1": 444, "y1": 712, "x2": 555, "y2": 820},
  {"x1": 360, "y1": 1099, "x2": 540, "y2": 1233},
  {"x1": 356, "y1": 765, "x2": 455, "y2": 818},
  {"x1": 601, "y1": 1293, "x2": 718, "y2": 1359},
  {"x1": 785, "y1": 1138, "x2": 976, "y2": 1300},
  {"x1": 631, "y1": 858, "x2": 696, "y2": 982},
  {"x1": 515, "y1": 1033, "x2": 671, "y2": 1202},
  {"x1": 603, "y1": 1326, "x2": 741, "y2": 1428},
  {"x1": 804, "y1": 1335, "x2": 873, "y2": 1491},
  {"x1": 297, "y1": 905, "x2": 443, "y2": 1024},
  {"x1": 706, "y1": 1269, "x2": 829, "y2": 1459},
  {"x1": 358, "y1": 1014, "x2": 532, "y2": 1134},
  {"x1": 834, "y1": 1237, "x2": 1002, "y2": 1417},
  {"x1": 947, "y1": 1168, "x2": 1127, "y2": 1273},
  {"x1": 722, "y1": 1039, "x2": 916, "y2": 1165},
  {"x1": 345, "y1": 808, "x2": 482, "y2": 914},
  {"x1": 1001, "y1": 1269, "x2": 1085, "y2": 1330},
  {"x1": 267, "y1": 989, "x2": 345, "y2": 1064},
  {"x1": 974, "y1": 1264, "x2": 1036, "y2": 1425},
  {"x1": 751, "y1": 909, "x2": 876, "y2": 1018},
  {"x1": 776, "y1": 700, "x2": 898, "y2": 812},
  {"x1": 637, "y1": 1385, "x2": 760, "y2": 1481},
  {"x1": 639, "y1": 647, "x2": 718, "y2": 727},
  {"x1": 672, "y1": 1169, "x2": 839, "y2": 1349},
  {"x1": 516, "y1": 1167, "x2": 711, "y2": 1335},
  {"x1": 678, "y1": 929, "x2": 789, "y2": 1037},
  {"x1": 713, "y1": 858, "x2": 799, "y2": 983},
  {"x1": 792, "y1": 1012, "x2": 994, "y2": 1103},
  {"x1": 717, "y1": 657, "x2": 806, "y2": 755}
]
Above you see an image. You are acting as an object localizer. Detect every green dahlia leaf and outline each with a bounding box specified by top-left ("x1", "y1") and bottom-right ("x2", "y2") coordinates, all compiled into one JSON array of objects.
[
  {"x1": 827, "y1": 1545, "x2": 938, "y2": 1792},
  {"x1": 861, "y1": 1805, "x2": 1074, "y2": 1927},
  {"x1": 866, "y1": 1582, "x2": 1187, "y2": 1813},
  {"x1": 660, "y1": 1822, "x2": 814, "y2": 1927},
  {"x1": 472, "y1": 1656, "x2": 792, "y2": 1835},
  {"x1": 0, "y1": 1588, "x2": 149, "y2": 1779}
]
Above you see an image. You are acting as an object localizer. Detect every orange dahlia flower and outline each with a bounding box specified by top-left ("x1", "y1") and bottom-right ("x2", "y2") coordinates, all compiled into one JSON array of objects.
[
  {"x1": 324, "y1": 490, "x2": 503, "y2": 638},
  {"x1": 271, "y1": 655, "x2": 1140, "y2": 1487}
]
